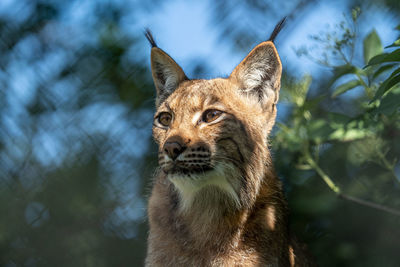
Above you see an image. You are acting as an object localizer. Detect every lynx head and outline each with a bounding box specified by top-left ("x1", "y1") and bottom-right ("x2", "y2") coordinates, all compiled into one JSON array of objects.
[{"x1": 146, "y1": 20, "x2": 284, "y2": 212}]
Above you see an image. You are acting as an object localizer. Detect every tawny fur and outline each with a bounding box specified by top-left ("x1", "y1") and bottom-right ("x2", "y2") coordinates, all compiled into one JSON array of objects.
[{"x1": 145, "y1": 24, "x2": 316, "y2": 267}]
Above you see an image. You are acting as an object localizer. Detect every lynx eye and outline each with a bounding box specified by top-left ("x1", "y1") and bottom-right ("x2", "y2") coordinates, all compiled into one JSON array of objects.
[
  {"x1": 157, "y1": 112, "x2": 172, "y2": 127},
  {"x1": 202, "y1": 109, "x2": 223, "y2": 123}
]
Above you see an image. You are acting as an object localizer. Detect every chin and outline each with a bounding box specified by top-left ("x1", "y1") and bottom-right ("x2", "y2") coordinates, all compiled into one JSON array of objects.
[{"x1": 167, "y1": 163, "x2": 242, "y2": 212}]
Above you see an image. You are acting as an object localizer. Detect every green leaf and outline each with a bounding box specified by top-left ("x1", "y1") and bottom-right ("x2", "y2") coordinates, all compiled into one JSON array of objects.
[
  {"x1": 375, "y1": 91, "x2": 400, "y2": 115},
  {"x1": 385, "y1": 38, "x2": 400, "y2": 48},
  {"x1": 372, "y1": 87, "x2": 400, "y2": 115},
  {"x1": 328, "y1": 112, "x2": 352, "y2": 126},
  {"x1": 307, "y1": 119, "x2": 333, "y2": 143},
  {"x1": 348, "y1": 137, "x2": 386, "y2": 165},
  {"x1": 331, "y1": 64, "x2": 360, "y2": 80},
  {"x1": 332, "y1": 79, "x2": 362, "y2": 98},
  {"x1": 328, "y1": 64, "x2": 363, "y2": 89},
  {"x1": 371, "y1": 68, "x2": 400, "y2": 101},
  {"x1": 329, "y1": 128, "x2": 369, "y2": 141},
  {"x1": 363, "y1": 30, "x2": 383, "y2": 64},
  {"x1": 372, "y1": 64, "x2": 396, "y2": 80},
  {"x1": 351, "y1": 7, "x2": 361, "y2": 22},
  {"x1": 366, "y1": 49, "x2": 400, "y2": 66}
]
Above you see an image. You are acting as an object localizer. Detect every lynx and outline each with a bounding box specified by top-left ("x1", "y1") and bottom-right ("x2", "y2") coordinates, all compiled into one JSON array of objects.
[{"x1": 145, "y1": 19, "x2": 315, "y2": 267}]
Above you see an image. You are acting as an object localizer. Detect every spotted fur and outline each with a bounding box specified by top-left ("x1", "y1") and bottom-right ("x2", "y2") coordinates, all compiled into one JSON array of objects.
[{"x1": 145, "y1": 19, "x2": 316, "y2": 267}]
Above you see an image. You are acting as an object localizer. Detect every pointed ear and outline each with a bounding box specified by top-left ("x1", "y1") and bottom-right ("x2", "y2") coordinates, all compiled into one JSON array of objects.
[
  {"x1": 230, "y1": 41, "x2": 282, "y2": 108},
  {"x1": 150, "y1": 47, "x2": 188, "y2": 107}
]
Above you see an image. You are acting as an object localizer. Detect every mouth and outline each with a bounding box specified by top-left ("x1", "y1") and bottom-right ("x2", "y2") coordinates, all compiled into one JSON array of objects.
[{"x1": 163, "y1": 164, "x2": 213, "y2": 176}]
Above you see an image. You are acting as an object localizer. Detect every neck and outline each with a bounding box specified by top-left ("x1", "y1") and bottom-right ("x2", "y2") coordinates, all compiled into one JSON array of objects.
[{"x1": 147, "y1": 167, "x2": 290, "y2": 265}]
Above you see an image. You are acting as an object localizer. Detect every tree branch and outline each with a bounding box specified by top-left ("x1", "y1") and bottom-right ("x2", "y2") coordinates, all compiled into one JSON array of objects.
[
  {"x1": 305, "y1": 152, "x2": 400, "y2": 217},
  {"x1": 338, "y1": 193, "x2": 400, "y2": 216}
]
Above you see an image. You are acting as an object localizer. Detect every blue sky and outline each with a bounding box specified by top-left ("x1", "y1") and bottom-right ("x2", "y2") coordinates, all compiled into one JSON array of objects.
[{"x1": 136, "y1": 0, "x2": 398, "y2": 78}]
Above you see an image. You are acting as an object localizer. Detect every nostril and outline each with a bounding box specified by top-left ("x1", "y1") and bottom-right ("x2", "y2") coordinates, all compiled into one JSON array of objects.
[{"x1": 163, "y1": 141, "x2": 185, "y2": 160}]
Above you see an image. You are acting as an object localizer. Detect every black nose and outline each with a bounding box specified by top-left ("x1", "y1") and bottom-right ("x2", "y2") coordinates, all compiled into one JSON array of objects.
[{"x1": 163, "y1": 141, "x2": 185, "y2": 160}]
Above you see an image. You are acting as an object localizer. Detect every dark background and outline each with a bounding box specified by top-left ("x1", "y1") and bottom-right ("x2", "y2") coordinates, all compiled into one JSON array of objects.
[{"x1": 0, "y1": 0, "x2": 399, "y2": 266}]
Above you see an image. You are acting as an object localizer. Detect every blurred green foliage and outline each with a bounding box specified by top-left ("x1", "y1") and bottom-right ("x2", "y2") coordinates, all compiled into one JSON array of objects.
[
  {"x1": 0, "y1": 1, "x2": 399, "y2": 267},
  {"x1": 0, "y1": 1, "x2": 154, "y2": 266},
  {"x1": 276, "y1": 10, "x2": 400, "y2": 266}
]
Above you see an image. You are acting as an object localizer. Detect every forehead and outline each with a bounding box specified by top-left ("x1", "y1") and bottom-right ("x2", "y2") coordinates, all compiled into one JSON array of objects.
[{"x1": 162, "y1": 78, "x2": 235, "y2": 111}]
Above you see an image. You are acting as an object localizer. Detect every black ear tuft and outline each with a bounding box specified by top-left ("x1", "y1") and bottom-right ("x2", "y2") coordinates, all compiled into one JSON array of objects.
[
  {"x1": 144, "y1": 28, "x2": 158, "y2": 48},
  {"x1": 268, "y1": 17, "x2": 286, "y2": 43}
]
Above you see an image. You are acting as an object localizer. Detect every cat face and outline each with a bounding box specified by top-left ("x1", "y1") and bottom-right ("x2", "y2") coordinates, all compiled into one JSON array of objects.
[{"x1": 149, "y1": 39, "x2": 282, "y2": 210}]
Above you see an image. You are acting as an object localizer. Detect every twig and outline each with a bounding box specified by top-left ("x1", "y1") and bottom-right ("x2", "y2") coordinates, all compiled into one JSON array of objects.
[
  {"x1": 338, "y1": 193, "x2": 400, "y2": 216},
  {"x1": 305, "y1": 153, "x2": 400, "y2": 217},
  {"x1": 306, "y1": 153, "x2": 341, "y2": 194}
]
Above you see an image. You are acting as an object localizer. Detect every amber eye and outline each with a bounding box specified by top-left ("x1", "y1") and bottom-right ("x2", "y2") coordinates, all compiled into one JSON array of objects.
[
  {"x1": 157, "y1": 112, "x2": 172, "y2": 127},
  {"x1": 202, "y1": 109, "x2": 223, "y2": 123}
]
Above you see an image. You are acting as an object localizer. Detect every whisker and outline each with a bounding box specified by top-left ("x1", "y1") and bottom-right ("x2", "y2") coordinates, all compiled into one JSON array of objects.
[{"x1": 212, "y1": 155, "x2": 244, "y2": 169}]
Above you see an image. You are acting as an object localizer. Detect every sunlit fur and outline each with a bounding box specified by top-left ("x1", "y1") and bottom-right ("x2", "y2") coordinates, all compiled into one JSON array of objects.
[
  {"x1": 146, "y1": 35, "x2": 316, "y2": 265},
  {"x1": 169, "y1": 163, "x2": 241, "y2": 212}
]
